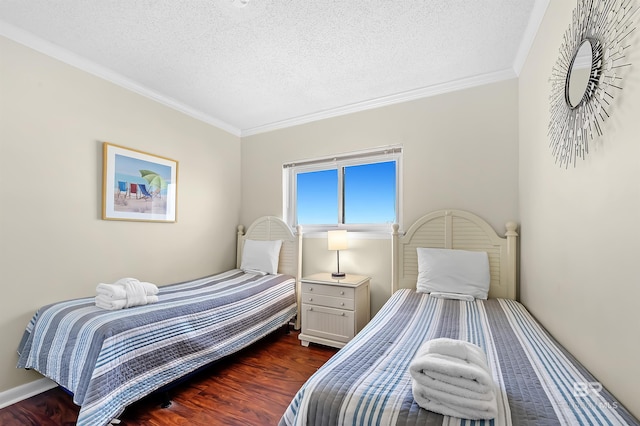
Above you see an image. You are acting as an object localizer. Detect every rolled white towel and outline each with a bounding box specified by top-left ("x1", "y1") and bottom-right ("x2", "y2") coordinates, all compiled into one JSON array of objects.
[{"x1": 96, "y1": 283, "x2": 127, "y2": 300}]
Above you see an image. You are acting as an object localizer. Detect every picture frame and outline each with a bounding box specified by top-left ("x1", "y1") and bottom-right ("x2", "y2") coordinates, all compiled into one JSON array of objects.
[{"x1": 102, "y1": 142, "x2": 178, "y2": 222}]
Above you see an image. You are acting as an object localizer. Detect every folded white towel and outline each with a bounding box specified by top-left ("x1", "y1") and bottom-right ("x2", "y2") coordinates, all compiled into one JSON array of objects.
[
  {"x1": 95, "y1": 294, "x2": 159, "y2": 310},
  {"x1": 95, "y1": 295, "x2": 127, "y2": 310},
  {"x1": 94, "y1": 278, "x2": 159, "y2": 310},
  {"x1": 411, "y1": 359, "x2": 495, "y2": 401},
  {"x1": 96, "y1": 283, "x2": 128, "y2": 300},
  {"x1": 121, "y1": 279, "x2": 148, "y2": 308},
  {"x1": 417, "y1": 338, "x2": 488, "y2": 367},
  {"x1": 140, "y1": 281, "x2": 159, "y2": 295},
  {"x1": 410, "y1": 338, "x2": 498, "y2": 420},
  {"x1": 412, "y1": 379, "x2": 498, "y2": 420},
  {"x1": 410, "y1": 352, "x2": 494, "y2": 394}
]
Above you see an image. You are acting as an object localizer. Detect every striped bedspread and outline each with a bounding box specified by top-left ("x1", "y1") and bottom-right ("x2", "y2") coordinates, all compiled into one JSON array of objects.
[
  {"x1": 280, "y1": 289, "x2": 638, "y2": 426},
  {"x1": 17, "y1": 270, "x2": 297, "y2": 426}
]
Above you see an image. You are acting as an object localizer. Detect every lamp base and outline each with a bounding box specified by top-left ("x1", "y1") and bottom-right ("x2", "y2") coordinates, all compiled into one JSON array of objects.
[{"x1": 331, "y1": 272, "x2": 346, "y2": 279}]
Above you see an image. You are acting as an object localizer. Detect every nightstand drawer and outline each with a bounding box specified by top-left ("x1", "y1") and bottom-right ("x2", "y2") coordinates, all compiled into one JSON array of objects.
[
  {"x1": 302, "y1": 282, "x2": 355, "y2": 299},
  {"x1": 303, "y1": 293, "x2": 354, "y2": 310},
  {"x1": 301, "y1": 303, "x2": 354, "y2": 343}
]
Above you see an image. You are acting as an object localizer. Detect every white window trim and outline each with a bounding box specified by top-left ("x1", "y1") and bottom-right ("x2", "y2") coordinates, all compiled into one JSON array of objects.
[{"x1": 283, "y1": 146, "x2": 403, "y2": 233}]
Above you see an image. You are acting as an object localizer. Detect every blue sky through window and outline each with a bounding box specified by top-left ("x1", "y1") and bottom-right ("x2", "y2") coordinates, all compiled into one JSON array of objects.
[
  {"x1": 296, "y1": 161, "x2": 396, "y2": 225},
  {"x1": 345, "y1": 161, "x2": 396, "y2": 224},
  {"x1": 297, "y1": 169, "x2": 338, "y2": 224}
]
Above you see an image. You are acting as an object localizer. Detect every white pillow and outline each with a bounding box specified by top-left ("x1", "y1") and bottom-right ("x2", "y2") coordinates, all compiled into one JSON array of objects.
[
  {"x1": 416, "y1": 248, "x2": 490, "y2": 299},
  {"x1": 240, "y1": 239, "x2": 282, "y2": 275}
]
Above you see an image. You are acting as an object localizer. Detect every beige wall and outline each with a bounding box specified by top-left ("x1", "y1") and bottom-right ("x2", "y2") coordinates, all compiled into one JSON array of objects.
[
  {"x1": 0, "y1": 37, "x2": 241, "y2": 393},
  {"x1": 519, "y1": 1, "x2": 640, "y2": 418},
  {"x1": 241, "y1": 80, "x2": 520, "y2": 315}
]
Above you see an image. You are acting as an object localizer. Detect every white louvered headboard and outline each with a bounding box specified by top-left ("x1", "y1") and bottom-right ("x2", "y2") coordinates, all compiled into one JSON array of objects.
[
  {"x1": 237, "y1": 216, "x2": 302, "y2": 327},
  {"x1": 391, "y1": 209, "x2": 518, "y2": 300}
]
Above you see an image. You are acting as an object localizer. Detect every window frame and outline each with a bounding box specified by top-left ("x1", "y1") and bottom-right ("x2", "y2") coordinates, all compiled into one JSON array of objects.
[{"x1": 283, "y1": 146, "x2": 403, "y2": 233}]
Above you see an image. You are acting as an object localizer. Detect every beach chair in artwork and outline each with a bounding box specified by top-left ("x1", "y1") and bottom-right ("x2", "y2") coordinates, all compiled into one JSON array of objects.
[
  {"x1": 117, "y1": 181, "x2": 128, "y2": 198},
  {"x1": 129, "y1": 183, "x2": 139, "y2": 199},
  {"x1": 139, "y1": 183, "x2": 153, "y2": 200}
]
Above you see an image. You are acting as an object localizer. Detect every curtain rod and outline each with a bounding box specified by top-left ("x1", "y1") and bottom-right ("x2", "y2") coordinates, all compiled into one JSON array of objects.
[{"x1": 283, "y1": 146, "x2": 402, "y2": 169}]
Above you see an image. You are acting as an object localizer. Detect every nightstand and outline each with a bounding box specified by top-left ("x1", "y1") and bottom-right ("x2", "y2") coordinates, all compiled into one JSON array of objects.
[{"x1": 298, "y1": 272, "x2": 370, "y2": 348}]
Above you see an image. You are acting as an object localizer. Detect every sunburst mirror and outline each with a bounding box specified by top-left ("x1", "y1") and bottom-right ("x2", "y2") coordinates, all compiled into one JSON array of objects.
[{"x1": 549, "y1": 0, "x2": 637, "y2": 168}]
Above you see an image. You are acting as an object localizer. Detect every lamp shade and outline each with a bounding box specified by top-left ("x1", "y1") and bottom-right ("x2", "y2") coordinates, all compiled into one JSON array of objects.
[{"x1": 327, "y1": 230, "x2": 348, "y2": 251}]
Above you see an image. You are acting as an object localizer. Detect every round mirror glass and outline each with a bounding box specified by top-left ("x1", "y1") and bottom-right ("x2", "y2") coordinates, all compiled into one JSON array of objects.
[{"x1": 566, "y1": 40, "x2": 593, "y2": 108}]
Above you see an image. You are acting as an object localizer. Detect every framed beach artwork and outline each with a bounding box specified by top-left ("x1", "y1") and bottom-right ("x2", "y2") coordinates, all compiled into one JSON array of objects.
[{"x1": 102, "y1": 142, "x2": 178, "y2": 222}]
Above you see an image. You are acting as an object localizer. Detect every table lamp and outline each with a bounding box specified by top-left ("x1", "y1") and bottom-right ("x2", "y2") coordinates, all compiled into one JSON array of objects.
[{"x1": 327, "y1": 230, "x2": 348, "y2": 278}]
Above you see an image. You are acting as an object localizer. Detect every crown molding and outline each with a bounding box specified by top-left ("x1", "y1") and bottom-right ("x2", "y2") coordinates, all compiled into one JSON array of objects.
[
  {"x1": 2, "y1": 12, "x2": 542, "y2": 140},
  {"x1": 241, "y1": 68, "x2": 518, "y2": 137},
  {"x1": 0, "y1": 20, "x2": 242, "y2": 137},
  {"x1": 512, "y1": 0, "x2": 551, "y2": 76}
]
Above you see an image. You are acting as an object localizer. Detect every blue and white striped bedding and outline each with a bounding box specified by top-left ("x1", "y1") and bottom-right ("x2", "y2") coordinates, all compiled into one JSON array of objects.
[
  {"x1": 17, "y1": 270, "x2": 297, "y2": 426},
  {"x1": 280, "y1": 289, "x2": 638, "y2": 425}
]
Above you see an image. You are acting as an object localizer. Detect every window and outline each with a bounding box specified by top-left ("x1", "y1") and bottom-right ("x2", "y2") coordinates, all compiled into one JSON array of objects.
[{"x1": 283, "y1": 147, "x2": 402, "y2": 232}]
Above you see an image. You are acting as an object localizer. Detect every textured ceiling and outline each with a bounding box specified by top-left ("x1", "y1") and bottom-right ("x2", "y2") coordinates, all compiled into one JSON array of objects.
[{"x1": 0, "y1": 1, "x2": 548, "y2": 136}]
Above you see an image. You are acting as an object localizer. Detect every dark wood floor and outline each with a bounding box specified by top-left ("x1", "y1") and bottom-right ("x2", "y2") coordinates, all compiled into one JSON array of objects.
[{"x1": 0, "y1": 329, "x2": 337, "y2": 426}]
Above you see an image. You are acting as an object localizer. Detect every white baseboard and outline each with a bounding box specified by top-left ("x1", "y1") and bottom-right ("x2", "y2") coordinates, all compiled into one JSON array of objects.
[{"x1": 0, "y1": 378, "x2": 58, "y2": 409}]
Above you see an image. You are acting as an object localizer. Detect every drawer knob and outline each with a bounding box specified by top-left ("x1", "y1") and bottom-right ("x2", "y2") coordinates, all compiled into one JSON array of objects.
[
  {"x1": 309, "y1": 287, "x2": 313, "y2": 291},
  {"x1": 340, "y1": 291, "x2": 345, "y2": 295},
  {"x1": 308, "y1": 298, "x2": 313, "y2": 302},
  {"x1": 341, "y1": 312, "x2": 346, "y2": 316},
  {"x1": 341, "y1": 302, "x2": 344, "y2": 306},
  {"x1": 309, "y1": 307, "x2": 313, "y2": 311}
]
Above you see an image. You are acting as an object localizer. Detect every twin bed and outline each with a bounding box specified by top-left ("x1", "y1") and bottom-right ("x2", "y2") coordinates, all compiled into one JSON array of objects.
[
  {"x1": 17, "y1": 210, "x2": 638, "y2": 425},
  {"x1": 17, "y1": 216, "x2": 301, "y2": 426},
  {"x1": 279, "y1": 209, "x2": 638, "y2": 426}
]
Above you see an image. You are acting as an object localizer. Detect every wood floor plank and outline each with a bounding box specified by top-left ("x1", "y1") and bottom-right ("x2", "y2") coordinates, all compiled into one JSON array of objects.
[{"x1": 0, "y1": 329, "x2": 336, "y2": 425}]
